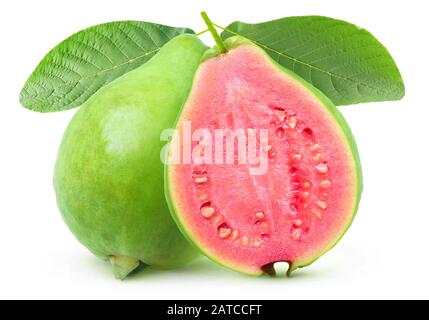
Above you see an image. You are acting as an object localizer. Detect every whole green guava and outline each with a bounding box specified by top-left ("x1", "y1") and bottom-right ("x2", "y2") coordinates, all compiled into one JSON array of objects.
[{"x1": 54, "y1": 34, "x2": 207, "y2": 279}]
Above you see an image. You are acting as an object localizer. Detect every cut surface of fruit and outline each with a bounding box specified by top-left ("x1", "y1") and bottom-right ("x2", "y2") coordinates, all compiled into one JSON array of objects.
[{"x1": 166, "y1": 37, "x2": 362, "y2": 276}]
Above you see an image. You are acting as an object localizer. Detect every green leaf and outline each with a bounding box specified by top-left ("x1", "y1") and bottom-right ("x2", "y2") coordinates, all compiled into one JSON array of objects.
[
  {"x1": 20, "y1": 21, "x2": 194, "y2": 112},
  {"x1": 221, "y1": 16, "x2": 405, "y2": 106}
]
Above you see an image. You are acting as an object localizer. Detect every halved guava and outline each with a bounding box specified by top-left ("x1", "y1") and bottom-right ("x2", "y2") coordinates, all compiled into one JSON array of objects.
[{"x1": 165, "y1": 37, "x2": 362, "y2": 276}]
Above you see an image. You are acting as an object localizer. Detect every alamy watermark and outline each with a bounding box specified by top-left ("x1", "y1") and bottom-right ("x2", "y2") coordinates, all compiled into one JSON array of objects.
[{"x1": 161, "y1": 121, "x2": 270, "y2": 175}]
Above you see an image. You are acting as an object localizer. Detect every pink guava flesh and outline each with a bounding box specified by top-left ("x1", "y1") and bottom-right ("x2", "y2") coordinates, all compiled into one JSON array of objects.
[{"x1": 167, "y1": 45, "x2": 360, "y2": 275}]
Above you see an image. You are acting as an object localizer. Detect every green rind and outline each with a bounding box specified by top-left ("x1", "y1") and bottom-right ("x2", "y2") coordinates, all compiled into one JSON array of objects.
[
  {"x1": 54, "y1": 34, "x2": 207, "y2": 278},
  {"x1": 165, "y1": 36, "x2": 363, "y2": 277}
]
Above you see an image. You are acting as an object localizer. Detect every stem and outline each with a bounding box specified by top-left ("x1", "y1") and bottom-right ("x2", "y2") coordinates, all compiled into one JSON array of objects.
[
  {"x1": 109, "y1": 256, "x2": 141, "y2": 280},
  {"x1": 200, "y1": 12, "x2": 227, "y2": 53}
]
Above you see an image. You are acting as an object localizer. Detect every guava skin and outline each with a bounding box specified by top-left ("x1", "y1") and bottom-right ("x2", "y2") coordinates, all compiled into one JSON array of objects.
[{"x1": 54, "y1": 34, "x2": 207, "y2": 279}]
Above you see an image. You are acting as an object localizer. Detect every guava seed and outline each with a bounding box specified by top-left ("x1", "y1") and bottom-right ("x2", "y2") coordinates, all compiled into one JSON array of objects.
[
  {"x1": 249, "y1": 156, "x2": 260, "y2": 165},
  {"x1": 211, "y1": 215, "x2": 224, "y2": 225},
  {"x1": 310, "y1": 144, "x2": 320, "y2": 152},
  {"x1": 218, "y1": 227, "x2": 232, "y2": 239},
  {"x1": 293, "y1": 219, "x2": 303, "y2": 227},
  {"x1": 302, "y1": 181, "x2": 311, "y2": 189},
  {"x1": 252, "y1": 237, "x2": 262, "y2": 247},
  {"x1": 241, "y1": 236, "x2": 249, "y2": 246},
  {"x1": 287, "y1": 116, "x2": 297, "y2": 129},
  {"x1": 255, "y1": 211, "x2": 265, "y2": 220},
  {"x1": 201, "y1": 206, "x2": 215, "y2": 218},
  {"x1": 312, "y1": 154, "x2": 321, "y2": 162},
  {"x1": 274, "y1": 109, "x2": 287, "y2": 122},
  {"x1": 198, "y1": 147, "x2": 205, "y2": 156},
  {"x1": 198, "y1": 139, "x2": 209, "y2": 147},
  {"x1": 317, "y1": 201, "x2": 327, "y2": 210},
  {"x1": 315, "y1": 163, "x2": 329, "y2": 174},
  {"x1": 292, "y1": 229, "x2": 302, "y2": 241},
  {"x1": 292, "y1": 154, "x2": 303, "y2": 162},
  {"x1": 230, "y1": 230, "x2": 240, "y2": 241},
  {"x1": 264, "y1": 145, "x2": 273, "y2": 152},
  {"x1": 194, "y1": 176, "x2": 208, "y2": 184},
  {"x1": 260, "y1": 222, "x2": 269, "y2": 229},
  {"x1": 320, "y1": 180, "x2": 332, "y2": 189},
  {"x1": 198, "y1": 192, "x2": 209, "y2": 201}
]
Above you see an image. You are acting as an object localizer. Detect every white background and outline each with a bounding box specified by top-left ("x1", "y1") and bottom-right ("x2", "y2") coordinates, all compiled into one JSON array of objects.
[{"x1": 0, "y1": 0, "x2": 427, "y2": 300}]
